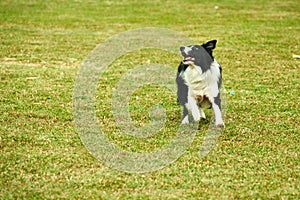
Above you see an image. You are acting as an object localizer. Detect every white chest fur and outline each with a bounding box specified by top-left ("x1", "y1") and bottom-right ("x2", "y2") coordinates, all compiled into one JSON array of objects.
[{"x1": 182, "y1": 60, "x2": 221, "y2": 97}]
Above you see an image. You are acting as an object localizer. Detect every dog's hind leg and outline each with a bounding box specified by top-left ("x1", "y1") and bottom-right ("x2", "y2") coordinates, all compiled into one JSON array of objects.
[
  {"x1": 212, "y1": 93, "x2": 224, "y2": 128},
  {"x1": 199, "y1": 107, "x2": 206, "y2": 119},
  {"x1": 181, "y1": 105, "x2": 189, "y2": 124}
]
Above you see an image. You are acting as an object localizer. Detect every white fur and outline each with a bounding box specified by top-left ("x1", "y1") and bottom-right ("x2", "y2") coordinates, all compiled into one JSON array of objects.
[
  {"x1": 183, "y1": 46, "x2": 193, "y2": 55},
  {"x1": 212, "y1": 103, "x2": 223, "y2": 126},
  {"x1": 183, "y1": 60, "x2": 220, "y2": 98},
  {"x1": 199, "y1": 108, "x2": 206, "y2": 119},
  {"x1": 181, "y1": 115, "x2": 189, "y2": 124},
  {"x1": 188, "y1": 96, "x2": 201, "y2": 122}
]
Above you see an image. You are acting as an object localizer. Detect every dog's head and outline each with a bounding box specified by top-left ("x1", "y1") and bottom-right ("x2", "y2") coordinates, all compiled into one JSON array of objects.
[{"x1": 180, "y1": 40, "x2": 217, "y2": 71}]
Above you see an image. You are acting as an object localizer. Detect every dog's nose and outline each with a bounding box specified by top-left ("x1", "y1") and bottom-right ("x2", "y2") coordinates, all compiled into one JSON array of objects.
[{"x1": 180, "y1": 46, "x2": 185, "y2": 52}]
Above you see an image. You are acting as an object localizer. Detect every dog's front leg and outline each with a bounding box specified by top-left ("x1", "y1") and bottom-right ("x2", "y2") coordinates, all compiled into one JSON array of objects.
[{"x1": 188, "y1": 96, "x2": 201, "y2": 122}]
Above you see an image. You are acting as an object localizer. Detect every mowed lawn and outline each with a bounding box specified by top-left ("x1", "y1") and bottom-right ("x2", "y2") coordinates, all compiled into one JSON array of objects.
[{"x1": 0, "y1": 0, "x2": 299, "y2": 199}]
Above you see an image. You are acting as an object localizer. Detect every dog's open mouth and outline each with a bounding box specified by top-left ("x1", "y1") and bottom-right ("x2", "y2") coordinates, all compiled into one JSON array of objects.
[
  {"x1": 183, "y1": 56, "x2": 195, "y2": 64},
  {"x1": 183, "y1": 56, "x2": 194, "y2": 62}
]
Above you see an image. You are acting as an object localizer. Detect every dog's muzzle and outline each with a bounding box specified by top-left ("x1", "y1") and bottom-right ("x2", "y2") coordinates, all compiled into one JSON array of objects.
[{"x1": 180, "y1": 46, "x2": 195, "y2": 64}]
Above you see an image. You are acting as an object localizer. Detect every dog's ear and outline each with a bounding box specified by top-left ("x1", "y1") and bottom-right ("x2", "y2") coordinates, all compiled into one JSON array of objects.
[{"x1": 203, "y1": 40, "x2": 217, "y2": 50}]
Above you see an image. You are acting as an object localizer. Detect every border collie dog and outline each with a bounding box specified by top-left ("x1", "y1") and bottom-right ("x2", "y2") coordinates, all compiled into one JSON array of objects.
[{"x1": 176, "y1": 40, "x2": 224, "y2": 128}]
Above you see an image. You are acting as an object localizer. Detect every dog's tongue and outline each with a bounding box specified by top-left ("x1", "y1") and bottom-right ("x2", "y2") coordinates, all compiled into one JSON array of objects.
[{"x1": 184, "y1": 56, "x2": 193, "y2": 61}]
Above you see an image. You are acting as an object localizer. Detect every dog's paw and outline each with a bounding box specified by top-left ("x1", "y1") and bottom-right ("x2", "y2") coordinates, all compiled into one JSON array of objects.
[
  {"x1": 193, "y1": 116, "x2": 201, "y2": 123},
  {"x1": 181, "y1": 116, "x2": 189, "y2": 124},
  {"x1": 216, "y1": 123, "x2": 225, "y2": 129}
]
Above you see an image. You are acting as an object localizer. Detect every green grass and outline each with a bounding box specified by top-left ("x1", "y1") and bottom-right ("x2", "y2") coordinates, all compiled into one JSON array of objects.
[{"x1": 1, "y1": 0, "x2": 299, "y2": 199}]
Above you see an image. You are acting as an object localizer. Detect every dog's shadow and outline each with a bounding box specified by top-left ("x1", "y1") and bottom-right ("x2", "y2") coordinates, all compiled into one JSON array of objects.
[
  {"x1": 184, "y1": 114, "x2": 211, "y2": 130},
  {"x1": 198, "y1": 118, "x2": 210, "y2": 130}
]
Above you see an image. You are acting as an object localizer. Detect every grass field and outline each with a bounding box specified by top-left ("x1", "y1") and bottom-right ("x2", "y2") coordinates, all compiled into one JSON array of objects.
[{"x1": 1, "y1": 0, "x2": 299, "y2": 199}]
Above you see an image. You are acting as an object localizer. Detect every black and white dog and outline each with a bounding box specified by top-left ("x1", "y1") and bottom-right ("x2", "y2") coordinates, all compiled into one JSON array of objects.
[{"x1": 176, "y1": 40, "x2": 224, "y2": 128}]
